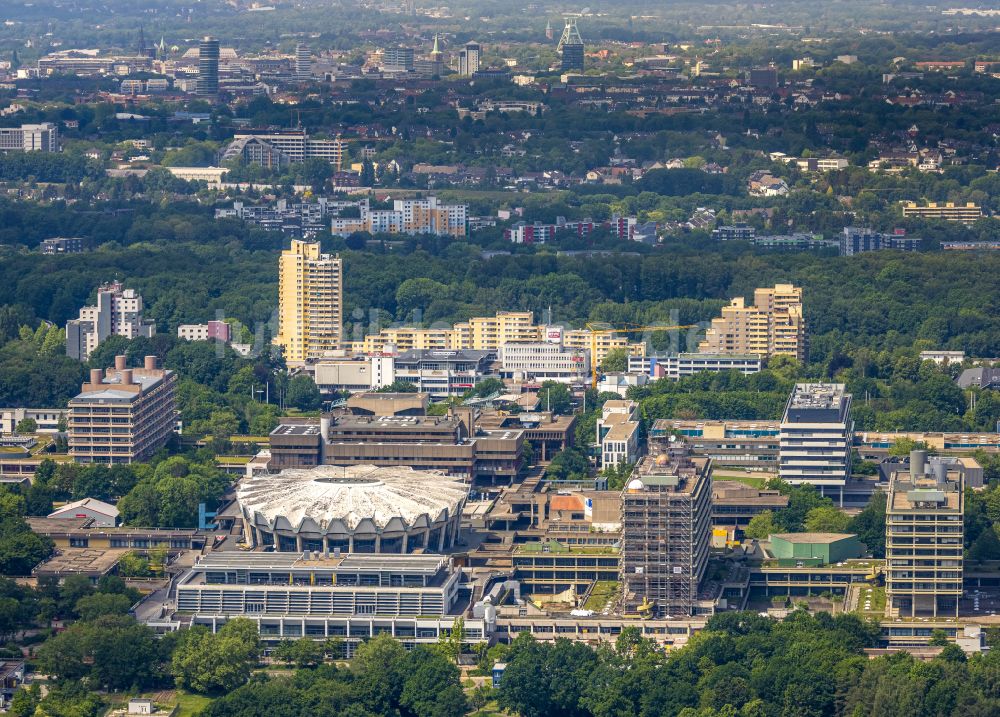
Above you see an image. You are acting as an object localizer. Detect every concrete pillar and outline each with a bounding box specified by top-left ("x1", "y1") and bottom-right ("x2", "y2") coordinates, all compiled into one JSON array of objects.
[
  {"x1": 401, "y1": 533, "x2": 409, "y2": 554},
  {"x1": 374, "y1": 534, "x2": 381, "y2": 553},
  {"x1": 348, "y1": 536, "x2": 354, "y2": 553},
  {"x1": 423, "y1": 530, "x2": 430, "y2": 550},
  {"x1": 438, "y1": 525, "x2": 446, "y2": 552},
  {"x1": 296, "y1": 535, "x2": 303, "y2": 552}
]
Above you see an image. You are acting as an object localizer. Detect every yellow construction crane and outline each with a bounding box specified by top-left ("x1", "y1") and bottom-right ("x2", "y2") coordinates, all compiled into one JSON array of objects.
[{"x1": 584, "y1": 322, "x2": 698, "y2": 388}]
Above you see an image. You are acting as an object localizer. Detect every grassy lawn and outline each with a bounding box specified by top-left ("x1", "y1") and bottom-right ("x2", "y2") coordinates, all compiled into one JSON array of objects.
[
  {"x1": 174, "y1": 692, "x2": 214, "y2": 717},
  {"x1": 714, "y1": 474, "x2": 768, "y2": 488},
  {"x1": 855, "y1": 585, "x2": 886, "y2": 617},
  {"x1": 584, "y1": 581, "x2": 618, "y2": 611},
  {"x1": 515, "y1": 540, "x2": 617, "y2": 555}
]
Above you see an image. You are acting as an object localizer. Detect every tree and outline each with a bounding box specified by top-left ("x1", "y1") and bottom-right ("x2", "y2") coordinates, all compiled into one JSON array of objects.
[
  {"x1": 803, "y1": 506, "x2": 852, "y2": 533},
  {"x1": 14, "y1": 417, "x2": 37, "y2": 434},
  {"x1": 539, "y1": 381, "x2": 573, "y2": 415},
  {"x1": 352, "y1": 634, "x2": 408, "y2": 716},
  {"x1": 888, "y1": 437, "x2": 932, "y2": 457},
  {"x1": 286, "y1": 374, "x2": 322, "y2": 411},
  {"x1": 74, "y1": 592, "x2": 133, "y2": 621},
  {"x1": 376, "y1": 380, "x2": 418, "y2": 393},
  {"x1": 0, "y1": 514, "x2": 53, "y2": 575},
  {"x1": 600, "y1": 348, "x2": 629, "y2": 373},
  {"x1": 400, "y1": 646, "x2": 468, "y2": 717},
  {"x1": 36, "y1": 614, "x2": 162, "y2": 690},
  {"x1": 744, "y1": 510, "x2": 778, "y2": 540},
  {"x1": 969, "y1": 527, "x2": 1000, "y2": 563},
  {"x1": 848, "y1": 491, "x2": 887, "y2": 557},
  {"x1": 360, "y1": 160, "x2": 376, "y2": 187},
  {"x1": 291, "y1": 636, "x2": 324, "y2": 668},
  {"x1": 171, "y1": 618, "x2": 261, "y2": 694}
]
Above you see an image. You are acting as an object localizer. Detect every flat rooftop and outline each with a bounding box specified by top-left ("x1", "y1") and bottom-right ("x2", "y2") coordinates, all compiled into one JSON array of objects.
[
  {"x1": 889, "y1": 475, "x2": 962, "y2": 511},
  {"x1": 191, "y1": 551, "x2": 448, "y2": 575},
  {"x1": 272, "y1": 423, "x2": 321, "y2": 436},
  {"x1": 788, "y1": 383, "x2": 847, "y2": 410},
  {"x1": 770, "y1": 532, "x2": 856, "y2": 544},
  {"x1": 34, "y1": 548, "x2": 127, "y2": 576}
]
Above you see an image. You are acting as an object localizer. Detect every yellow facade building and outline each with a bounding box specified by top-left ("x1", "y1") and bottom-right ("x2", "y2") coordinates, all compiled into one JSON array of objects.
[
  {"x1": 901, "y1": 201, "x2": 982, "y2": 224},
  {"x1": 349, "y1": 311, "x2": 643, "y2": 365},
  {"x1": 276, "y1": 240, "x2": 343, "y2": 363},
  {"x1": 698, "y1": 283, "x2": 806, "y2": 361}
]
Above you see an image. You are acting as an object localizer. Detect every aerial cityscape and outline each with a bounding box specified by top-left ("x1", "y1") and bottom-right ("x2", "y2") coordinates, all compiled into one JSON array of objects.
[{"x1": 2, "y1": 0, "x2": 1000, "y2": 715}]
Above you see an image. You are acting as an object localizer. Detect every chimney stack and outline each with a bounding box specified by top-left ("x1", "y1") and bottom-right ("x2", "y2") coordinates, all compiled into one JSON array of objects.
[
  {"x1": 144, "y1": 355, "x2": 158, "y2": 371},
  {"x1": 120, "y1": 369, "x2": 133, "y2": 385},
  {"x1": 89, "y1": 368, "x2": 103, "y2": 385},
  {"x1": 114, "y1": 355, "x2": 127, "y2": 370}
]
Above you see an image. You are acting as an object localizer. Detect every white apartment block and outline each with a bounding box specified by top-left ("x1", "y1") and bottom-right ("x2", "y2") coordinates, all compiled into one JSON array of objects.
[
  {"x1": 597, "y1": 400, "x2": 641, "y2": 470},
  {"x1": 65, "y1": 281, "x2": 156, "y2": 361},
  {"x1": 499, "y1": 342, "x2": 590, "y2": 383}
]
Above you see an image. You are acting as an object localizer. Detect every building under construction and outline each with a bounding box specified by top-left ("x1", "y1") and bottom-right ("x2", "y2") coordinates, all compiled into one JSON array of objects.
[{"x1": 621, "y1": 443, "x2": 713, "y2": 617}]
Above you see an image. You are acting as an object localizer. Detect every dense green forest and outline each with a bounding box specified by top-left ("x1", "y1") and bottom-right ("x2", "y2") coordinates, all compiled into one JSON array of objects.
[{"x1": 0, "y1": 196, "x2": 997, "y2": 434}]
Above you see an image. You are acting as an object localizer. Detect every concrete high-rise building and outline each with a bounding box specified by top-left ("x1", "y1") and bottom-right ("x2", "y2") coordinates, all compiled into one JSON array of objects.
[
  {"x1": 65, "y1": 281, "x2": 156, "y2": 361},
  {"x1": 557, "y1": 18, "x2": 585, "y2": 72},
  {"x1": 69, "y1": 355, "x2": 177, "y2": 464},
  {"x1": 621, "y1": 444, "x2": 712, "y2": 617},
  {"x1": 886, "y1": 451, "x2": 964, "y2": 618},
  {"x1": 294, "y1": 43, "x2": 311, "y2": 80},
  {"x1": 275, "y1": 240, "x2": 343, "y2": 363},
  {"x1": 382, "y1": 46, "x2": 415, "y2": 72},
  {"x1": 779, "y1": 383, "x2": 853, "y2": 503},
  {"x1": 0, "y1": 123, "x2": 59, "y2": 152},
  {"x1": 698, "y1": 283, "x2": 806, "y2": 361},
  {"x1": 197, "y1": 36, "x2": 220, "y2": 97},
  {"x1": 458, "y1": 42, "x2": 481, "y2": 76}
]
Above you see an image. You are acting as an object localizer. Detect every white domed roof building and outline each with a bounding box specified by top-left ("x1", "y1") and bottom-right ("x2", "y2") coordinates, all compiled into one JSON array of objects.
[{"x1": 238, "y1": 465, "x2": 469, "y2": 554}]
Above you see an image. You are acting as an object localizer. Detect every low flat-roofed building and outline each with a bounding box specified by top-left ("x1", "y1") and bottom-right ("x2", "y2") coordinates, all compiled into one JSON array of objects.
[
  {"x1": 476, "y1": 410, "x2": 576, "y2": 462},
  {"x1": 172, "y1": 551, "x2": 486, "y2": 655},
  {"x1": 32, "y1": 548, "x2": 128, "y2": 582},
  {"x1": 311, "y1": 356, "x2": 395, "y2": 394},
  {"x1": 27, "y1": 517, "x2": 204, "y2": 551},
  {"x1": 651, "y1": 419, "x2": 780, "y2": 473},
  {"x1": 346, "y1": 391, "x2": 428, "y2": 416},
  {"x1": 767, "y1": 532, "x2": 865, "y2": 566},
  {"x1": 712, "y1": 480, "x2": 788, "y2": 528},
  {"x1": 48, "y1": 497, "x2": 119, "y2": 526},
  {"x1": 0, "y1": 659, "x2": 25, "y2": 710},
  {"x1": 901, "y1": 201, "x2": 982, "y2": 224},
  {"x1": 855, "y1": 431, "x2": 1000, "y2": 459},
  {"x1": 268, "y1": 408, "x2": 521, "y2": 483},
  {"x1": 0, "y1": 407, "x2": 67, "y2": 434},
  {"x1": 392, "y1": 349, "x2": 496, "y2": 398}
]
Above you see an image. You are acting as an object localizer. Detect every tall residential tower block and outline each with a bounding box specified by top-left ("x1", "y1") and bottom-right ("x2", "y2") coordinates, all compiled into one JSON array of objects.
[{"x1": 275, "y1": 240, "x2": 343, "y2": 363}]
